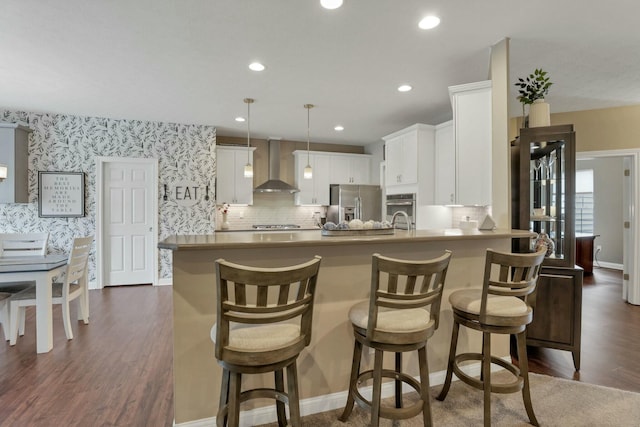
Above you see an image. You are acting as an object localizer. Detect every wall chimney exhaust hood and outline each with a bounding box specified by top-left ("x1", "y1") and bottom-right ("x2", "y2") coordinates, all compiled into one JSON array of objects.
[{"x1": 254, "y1": 139, "x2": 299, "y2": 193}]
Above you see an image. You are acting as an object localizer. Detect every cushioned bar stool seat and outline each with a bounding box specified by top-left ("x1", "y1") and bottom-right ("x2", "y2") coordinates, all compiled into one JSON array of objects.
[
  {"x1": 339, "y1": 251, "x2": 452, "y2": 427},
  {"x1": 211, "y1": 256, "x2": 322, "y2": 427},
  {"x1": 437, "y1": 248, "x2": 546, "y2": 427}
]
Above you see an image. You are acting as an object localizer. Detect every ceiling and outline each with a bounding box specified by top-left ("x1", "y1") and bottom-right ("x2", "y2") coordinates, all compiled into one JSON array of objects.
[{"x1": 2, "y1": 1, "x2": 640, "y2": 146}]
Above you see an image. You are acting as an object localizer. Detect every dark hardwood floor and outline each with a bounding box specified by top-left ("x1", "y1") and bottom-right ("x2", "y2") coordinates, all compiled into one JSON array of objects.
[
  {"x1": 0, "y1": 285, "x2": 174, "y2": 427},
  {"x1": 526, "y1": 267, "x2": 640, "y2": 393},
  {"x1": 0, "y1": 268, "x2": 638, "y2": 426}
]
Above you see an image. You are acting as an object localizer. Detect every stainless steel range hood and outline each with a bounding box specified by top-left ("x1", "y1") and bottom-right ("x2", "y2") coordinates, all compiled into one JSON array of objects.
[{"x1": 254, "y1": 139, "x2": 299, "y2": 193}]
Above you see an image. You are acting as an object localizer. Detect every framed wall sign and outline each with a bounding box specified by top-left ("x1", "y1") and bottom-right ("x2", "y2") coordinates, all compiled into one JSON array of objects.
[{"x1": 38, "y1": 171, "x2": 85, "y2": 217}]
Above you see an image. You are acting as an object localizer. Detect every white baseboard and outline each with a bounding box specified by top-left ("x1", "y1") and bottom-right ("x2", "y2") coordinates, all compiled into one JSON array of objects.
[
  {"x1": 88, "y1": 278, "x2": 173, "y2": 289},
  {"x1": 595, "y1": 261, "x2": 623, "y2": 271},
  {"x1": 157, "y1": 277, "x2": 173, "y2": 286},
  {"x1": 174, "y1": 358, "x2": 509, "y2": 427}
]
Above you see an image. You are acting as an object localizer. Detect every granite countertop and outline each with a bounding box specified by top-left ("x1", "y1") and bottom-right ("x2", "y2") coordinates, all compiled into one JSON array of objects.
[{"x1": 158, "y1": 229, "x2": 535, "y2": 251}]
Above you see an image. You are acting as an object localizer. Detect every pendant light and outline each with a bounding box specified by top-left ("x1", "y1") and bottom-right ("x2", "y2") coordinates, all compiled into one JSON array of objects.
[
  {"x1": 243, "y1": 98, "x2": 254, "y2": 178},
  {"x1": 304, "y1": 104, "x2": 314, "y2": 179}
]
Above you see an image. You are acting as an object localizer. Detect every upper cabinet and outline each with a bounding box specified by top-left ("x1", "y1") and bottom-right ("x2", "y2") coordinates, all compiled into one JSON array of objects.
[
  {"x1": 384, "y1": 129, "x2": 418, "y2": 187},
  {"x1": 330, "y1": 153, "x2": 371, "y2": 185},
  {"x1": 448, "y1": 80, "x2": 492, "y2": 206},
  {"x1": 294, "y1": 151, "x2": 372, "y2": 205},
  {"x1": 0, "y1": 123, "x2": 31, "y2": 204},
  {"x1": 293, "y1": 151, "x2": 332, "y2": 205},
  {"x1": 434, "y1": 120, "x2": 455, "y2": 205},
  {"x1": 381, "y1": 82, "x2": 490, "y2": 206},
  {"x1": 216, "y1": 146, "x2": 255, "y2": 205},
  {"x1": 382, "y1": 124, "x2": 435, "y2": 198}
]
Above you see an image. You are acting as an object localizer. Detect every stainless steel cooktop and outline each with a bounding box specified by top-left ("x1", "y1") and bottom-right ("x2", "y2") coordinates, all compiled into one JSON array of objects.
[{"x1": 251, "y1": 224, "x2": 301, "y2": 230}]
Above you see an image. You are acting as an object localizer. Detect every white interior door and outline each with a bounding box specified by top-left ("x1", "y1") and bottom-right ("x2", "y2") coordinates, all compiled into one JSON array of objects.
[{"x1": 99, "y1": 158, "x2": 157, "y2": 286}]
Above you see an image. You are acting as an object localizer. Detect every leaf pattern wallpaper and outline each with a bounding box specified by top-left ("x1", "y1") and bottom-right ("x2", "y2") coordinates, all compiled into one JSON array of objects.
[{"x1": 0, "y1": 109, "x2": 217, "y2": 284}]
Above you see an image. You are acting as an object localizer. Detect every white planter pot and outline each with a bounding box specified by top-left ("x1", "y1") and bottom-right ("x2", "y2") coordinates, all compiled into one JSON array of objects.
[{"x1": 528, "y1": 99, "x2": 550, "y2": 127}]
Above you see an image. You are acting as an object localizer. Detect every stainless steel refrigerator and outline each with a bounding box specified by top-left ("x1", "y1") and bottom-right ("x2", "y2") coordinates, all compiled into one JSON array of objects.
[{"x1": 327, "y1": 184, "x2": 382, "y2": 224}]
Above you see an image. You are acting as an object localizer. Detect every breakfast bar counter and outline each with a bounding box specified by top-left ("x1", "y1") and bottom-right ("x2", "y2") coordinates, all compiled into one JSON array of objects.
[
  {"x1": 159, "y1": 228, "x2": 532, "y2": 250},
  {"x1": 161, "y1": 228, "x2": 533, "y2": 425}
]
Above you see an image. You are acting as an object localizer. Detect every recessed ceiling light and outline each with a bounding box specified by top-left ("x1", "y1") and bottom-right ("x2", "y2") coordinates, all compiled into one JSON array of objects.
[
  {"x1": 320, "y1": 0, "x2": 343, "y2": 9},
  {"x1": 249, "y1": 62, "x2": 265, "y2": 71},
  {"x1": 397, "y1": 84, "x2": 412, "y2": 92},
  {"x1": 334, "y1": 125, "x2": 344, "y2": 131},
  {"x1": 235, "y1": 117, "x2": 245, "y2": 122},
  {"x1": 418, "y1": 15, "x2": 441, "y2": 30}
]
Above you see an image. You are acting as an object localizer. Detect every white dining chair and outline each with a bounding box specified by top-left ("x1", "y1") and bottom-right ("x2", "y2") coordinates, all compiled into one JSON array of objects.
[
  {"x1": 0, "y1": 232, "x2": 50, "y2": 341},
  {"x1": 9, "y1": 235, "x2": 93, "y2": 345},
  {"x1": 0, "y1": 292, "x2": 10, "y2": 341},
  {"x1": 0, "y1": 232, "x2": 49, "y2": 257}
]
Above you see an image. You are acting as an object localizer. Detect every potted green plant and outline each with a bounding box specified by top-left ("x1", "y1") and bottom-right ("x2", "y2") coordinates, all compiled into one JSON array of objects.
[{"x1": 515, "y1": 68, "x2": 553, "y2": 127}]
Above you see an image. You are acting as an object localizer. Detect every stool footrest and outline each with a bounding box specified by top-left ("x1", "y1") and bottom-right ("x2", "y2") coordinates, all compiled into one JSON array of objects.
[
  {"x1": 217, "y1": 387, "x2": 290, "y2": 425},
  {"x1": 241, "y1": 387, "x2": 290, "y2": 405},
  {"x1": 452, "y1": 352, "x2": 524, "y2": 394},
  {"x1": 352, "y1": 369, "x2": 424, "y2": 420}
]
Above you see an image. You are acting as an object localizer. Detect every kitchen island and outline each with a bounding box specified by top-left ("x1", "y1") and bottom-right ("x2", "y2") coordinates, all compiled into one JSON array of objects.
[{"x1": 160, "y1": 228, "x2": 533, "y2": 425}]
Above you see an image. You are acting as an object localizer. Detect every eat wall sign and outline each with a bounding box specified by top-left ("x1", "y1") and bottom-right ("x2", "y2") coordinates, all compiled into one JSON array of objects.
[{"x1": 166, "y1": 180, "x2": 211, "y2": 207}]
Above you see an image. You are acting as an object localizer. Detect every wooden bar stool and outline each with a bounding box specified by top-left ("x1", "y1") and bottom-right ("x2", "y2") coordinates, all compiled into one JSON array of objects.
[
  {"x1": 211, "y1": 256, "x2": 322, "y2": 427},
  {"x1": 437, "y1": 248, "x2": 546, "y2": 427},
  {"x1": 339, "y1": 251, "x2": 452, "y2": 427}
]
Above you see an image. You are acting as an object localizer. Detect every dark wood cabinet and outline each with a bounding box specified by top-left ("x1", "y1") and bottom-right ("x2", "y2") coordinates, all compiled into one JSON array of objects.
[
  {"x1": 512, "y1": 124, "x2": 583, "y2": 371},
  {"x1": 527, "y1": 266, "x2": 583, "y2": 370},
  {"x1": 576, "y1": 233, "x2": 598, "y2": 274}
]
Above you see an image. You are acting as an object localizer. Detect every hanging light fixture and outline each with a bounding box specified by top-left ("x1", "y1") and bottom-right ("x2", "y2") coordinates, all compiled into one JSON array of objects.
[
  {"x1": 304, "y1": 104, "x2": 314, "y2": 179},
  {"x1": 243, "y1": 98, "x2": 254, "y2": 178}
]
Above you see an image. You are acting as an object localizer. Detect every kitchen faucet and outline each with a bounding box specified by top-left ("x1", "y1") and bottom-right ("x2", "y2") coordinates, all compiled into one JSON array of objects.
[{"x1": 391, "y1": 211, "x2": 412, "y2": 230}]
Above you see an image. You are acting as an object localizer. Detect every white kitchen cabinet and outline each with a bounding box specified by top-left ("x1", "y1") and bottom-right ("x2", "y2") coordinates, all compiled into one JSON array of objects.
[
  {"x1": 384, "y1": 131, "x2": 417, "y2": 187},
  {"x1": 330, "y1": 153, "x2": 371, "y2": 185},
  {"x1": 382, "y1": 124, "x2": 435, "y2": 198},
  {"x1": 216, "y1": 146, "x2": 255, "y2": 205},
  {"x1": 448, "y1": 80, "x2": 492, "y2": 206},
  {"x1": 434, "y1": 120, "x2": 455, "y2": 205},
  {"x1": 293, "y1": 151, "x2": 332, "y2": 205}
]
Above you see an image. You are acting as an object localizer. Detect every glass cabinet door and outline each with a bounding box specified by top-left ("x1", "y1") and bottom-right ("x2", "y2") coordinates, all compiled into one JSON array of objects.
[
  {"x1": 530, "y1": 140, "x2": 564, "y2": 256},
  {"x1": 519, "y1": 125, "x2": 576, "y2": 268}
]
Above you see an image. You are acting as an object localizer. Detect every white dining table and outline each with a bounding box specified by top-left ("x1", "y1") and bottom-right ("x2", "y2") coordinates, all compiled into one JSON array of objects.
[{"x1": 0, "y1": 254, "x2": 68, "y2": 353}]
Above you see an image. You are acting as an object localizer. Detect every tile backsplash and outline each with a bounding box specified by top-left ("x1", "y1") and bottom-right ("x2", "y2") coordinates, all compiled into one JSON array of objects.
[
  {"x1": 218, "y1": 194, "x2": 492, "y2": 231},
  {"x1": 216, "y1": 193, "x2": 325, "y2": 230},
  {"x1": 451, "y1": 206, "x2": 493, "y2": 227},
  {"x1": 417, "y1": 205, "x2": 492, "y2": 229}
]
